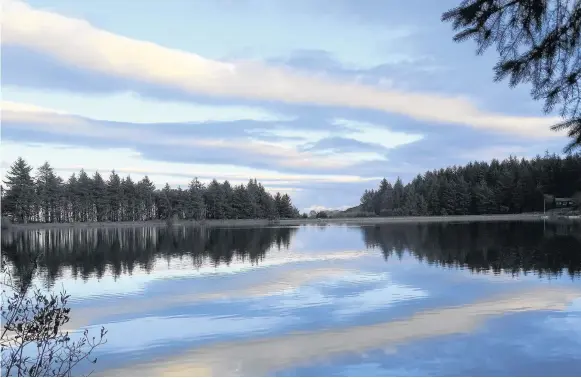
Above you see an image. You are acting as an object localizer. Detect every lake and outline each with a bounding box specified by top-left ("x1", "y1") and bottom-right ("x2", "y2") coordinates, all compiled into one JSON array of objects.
[{"x1": 2, "y1": 221, "x2": 581, "y2": 376}]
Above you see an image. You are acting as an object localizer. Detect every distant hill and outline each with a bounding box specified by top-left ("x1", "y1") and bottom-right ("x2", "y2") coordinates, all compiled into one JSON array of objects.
[{"x1": 338, "y1": 205, "x2": 362, "y2": 215}]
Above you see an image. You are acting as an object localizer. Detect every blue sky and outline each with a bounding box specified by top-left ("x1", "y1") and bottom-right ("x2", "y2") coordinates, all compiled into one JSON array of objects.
[{"x1": 1, "y1": 0, "x2": 570, "y2": 212}]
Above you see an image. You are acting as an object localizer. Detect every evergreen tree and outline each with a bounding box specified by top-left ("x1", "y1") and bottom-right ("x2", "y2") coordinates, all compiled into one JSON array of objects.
[
  {"x1": 274, "y1": 192, "x2": 283, "y2": 217},
  {"x1": 137, "y1": 176, "x2": 156, "y2": 220},
  {"x1": 417, "y1": 194, "x2": 428, "y2": 216},
  {"x1": 0, "y1": 158, "x2": 301, "y2": 224},
  {"x1": 232, "y1": 184, "x2": 252, "y2": 219},
  {"x1": 77, "y1": 170, "x2": 94, "y2": 222},
  {"x1": 121, "y1": 176, "x2": 136, "y2": 221},
  {"x1": 2, "y1": 157, "x2": 35, "y2": 223},
  {"x1": 442, "y1": 0, "x2": 581, "y2": 152},
  {"x1": 106, "y1": 171, "x2": 121, "y2": 222},
  {"x1": 92, "y1": 172, "x2": 108, "y2": 222},
  {"x1": 256, "y1": 183, "x2": 276, "y2": 219},
  {"x1": 402, "y1": 185, "x2": 418, "y2": 216},
  {"x1": 440, "y1": 179, "x2": 456, "y2": 215},
  {"x1": 359, "y1": 153, "x2": 581, "y2": 218},
  {"x1": 455, "y1": 177, "x2": 471, "y2": 215},
  {"x1": 392, "y1": 178, "x2": 404, "y2": 210},
  {"x1": 221, "y1": 181, "x2": 235, "y2": 219},
  {"x1": 65, "y1": 174, "x2": 79, "y2": 222},
  {"x1": 278, "y1": 194, "x2": 294, "y2": 218},
  {"x1": 35, "y1": 162, "x2": 59, "y2": 223},
  {"x1": 473, "y1": 180, "x2": 495, "y2": 215},
  {"x1": 246, "y1": 179, "x2": 261, "y2": 218},
  {"x1": 186, "y1": 178, "x2": 205, "y2": 220},
  {"x1": 204, "y1": 180, "x2": 224, "y2": 219}
]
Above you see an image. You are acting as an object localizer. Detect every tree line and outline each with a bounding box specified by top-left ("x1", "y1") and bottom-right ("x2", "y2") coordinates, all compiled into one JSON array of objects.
[
  {"x1": 359, "y1": 153, "x2": 581, "y2": 217},
  {"x1": 1, "y1": 157, "x2": 301, "y2": 224}
]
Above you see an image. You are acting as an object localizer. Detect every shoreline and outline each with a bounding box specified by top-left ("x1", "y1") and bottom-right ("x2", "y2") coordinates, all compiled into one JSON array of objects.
[{"x1": 2, "y1": 213, "x2": 562, "y2": 231}]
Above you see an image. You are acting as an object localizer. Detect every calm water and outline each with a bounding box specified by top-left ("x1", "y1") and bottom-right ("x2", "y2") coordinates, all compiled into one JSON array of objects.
[{"x1": 2, "y1": 221, "x2": 581, "y2": 376}]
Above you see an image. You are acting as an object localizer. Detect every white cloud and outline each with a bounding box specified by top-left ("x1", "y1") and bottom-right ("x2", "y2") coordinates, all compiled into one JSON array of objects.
[
  {"x1": 332, "y1": 118, "x2": 423, "y2": 149},
  {"x1": 2, "y1": 100, "x2": 386, "y2": 169},
  {"x1": 248, "y1": 118, "x2": 423, "y2": 152},
  {"x1": 0, "y1": 141, "x2": 379, "y2": 191},
  {"x1": 2, "y1": 0, "x2": 565, "y2": 138},
  {"x1": 2, "y1": 87, "x2": 292, "y2": 123},
  {"x1": 1, "y1": 100, "x2": 70, "y2": 115}
]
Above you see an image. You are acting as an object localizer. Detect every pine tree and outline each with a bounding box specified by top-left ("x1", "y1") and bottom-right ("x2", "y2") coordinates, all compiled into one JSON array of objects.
[
  {"x1": 279, "y1": 194, "x2": 294, "y2": 218},
  {"x1": 359, "y1": 153, "x2": 581, "y2": 217},
  {"x1": 378, "y1": 178, "x2": 394, "y2": 212},
  {"x1": 402, "y1": 185, "x2": 418, "y2": 216},
  {"x1": 77, "y1": 170, "x2": 94, "y2": 222},
  {"x1": 417, "y1": 194, "x2": 428, "y2": 216},
  {"x1": 232, "y1": 184, "x2": 252, "y2": 219},
  {"x1": 473, "y1": 180, "x2": 494, "y2": 215},
  {"x1": 65, "y1": 174, "x2": 79, "y2": 222},
  {"x1": 455, "y1": 178, "x2": 471, "y2": 215},
  {"x1": 106, "y1": 171, "x2": 122, "y2": 222},
  {"x1": 204, "y1": 180, "x2": 224, "y2": 219},
  {"x1": 92, "y1": 172, "x2": 108, "y2": 222},
  {"x1": 2, "y1": 157, "x2": 35, "y2": 223},
  {"x1": 122, "y1": 176, "x2": 136, "y2": 221},
  {"x1": 246, "y1": 179, "x2": 261, "y2": 218},
  {"x1": 439, "y1": 179, "x2": 456, "y2": 216},
  {"x1": 392, "y1": 178, "x2": 404, "y2": 210},
  {"x1": 221, "y1": 181, "x2": 235, "y2": 219},
  {"x1": 186, "y1": 178, "x2": 205, "y2": 220},
  {"x1": 35, "y1": 162, "x2": 59, "y2": 223},
  {"x1": 442, "y1": 0, "x2": 581, "y2": 152},
  {"x1": 137, "y1": 176, "x2": 156, "y2": 220}
]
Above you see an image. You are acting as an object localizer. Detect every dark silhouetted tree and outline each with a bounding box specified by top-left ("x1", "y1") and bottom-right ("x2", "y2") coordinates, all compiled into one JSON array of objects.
[
  {"x1": 0, "y1": 158, "x2": 301, "y2": 224},
  {"x1": 359, "y1": 153, "x2": 581, "y2": 217},
  {"x1": 2, "y1": 158, "x2": 35, "y2": 223},
  {"x1": 442, "y1": 0, "x2": 581, "y2": 152}
]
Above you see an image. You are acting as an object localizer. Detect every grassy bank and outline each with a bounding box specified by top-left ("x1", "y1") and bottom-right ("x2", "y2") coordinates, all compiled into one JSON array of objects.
[{"x1": 3, "y1": 213, "x2": 554, "y2": 231}]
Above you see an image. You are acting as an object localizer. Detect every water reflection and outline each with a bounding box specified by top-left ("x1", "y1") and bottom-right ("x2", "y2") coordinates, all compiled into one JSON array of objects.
[
  {"x1": 1, "y1": 221, "x2": 580, "y2": 376},
  {"x1": 362, "y1": 222, "x2": 581, "y2": 278},
  {"x1": 3, "y1": 222, "x2": 580, "y2": 288},
  {"x1": 1, "y1": 226, "x2": 297, "y2": 289},
  {"x1": 104, "y1": 287, "x2": 581, "y2": 377}
]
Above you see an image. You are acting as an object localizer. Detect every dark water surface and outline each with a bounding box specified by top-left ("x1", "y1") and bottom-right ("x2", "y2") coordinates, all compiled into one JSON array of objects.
[{"x1": 2, "y1": 221, "x2": 581, "y2": 376}]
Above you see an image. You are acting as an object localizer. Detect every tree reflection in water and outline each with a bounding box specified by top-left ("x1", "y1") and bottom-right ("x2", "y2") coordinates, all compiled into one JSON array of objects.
[
  {"x1": 362, "y1": 221, "x2": 581, "y2": 279},
  {"x1": 1, "y1": 226, "x2": 297, "y2": 290},
  {"x1": 2, "y1": 221, "x2": 580, "y2": 291}
]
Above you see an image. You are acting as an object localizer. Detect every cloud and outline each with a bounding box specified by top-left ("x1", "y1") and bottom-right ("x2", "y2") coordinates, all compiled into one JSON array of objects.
[
  {"x1": 2, "y1": 0, "x2": 565, "y2": 139},
  {"x1": 0, "y1": 141, "x2": 379, "y2": 192},
  {"x1": 330, "y1": 118, "x2": 423, "y2": 150},
  {"x1": 104, "y1": 287, "x2": 581, "y2": 376},
  {"x1": 4, "y1": 98, "x2": 562, "y2": 209},
  {"x1": 2, "y1": 87, "x2": 293, "y2": 124},
  {"x1": 2, "y1": 100, "x2": 392, "y2": 171},
  {"x1": 3, "y1": 99, "x2": 428, "y2": 173},
  {"x1": 253, "y1": 117, "x2": 423, "y2": 154},
  {"x1": 66, "y1": 267, "x2": 354, "y2": 329}
]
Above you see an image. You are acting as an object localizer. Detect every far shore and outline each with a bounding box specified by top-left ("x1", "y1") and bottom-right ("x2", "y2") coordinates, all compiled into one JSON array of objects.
[{"x1": 3, "y1": 213, "x2": 570, "y2": 231}]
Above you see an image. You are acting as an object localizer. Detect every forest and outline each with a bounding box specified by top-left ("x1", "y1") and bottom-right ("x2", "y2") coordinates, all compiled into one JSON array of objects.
[
  {"x1": 1, "y1": 157, "x2": 301, "y2": 224},
  {"x1": 358, "y1": 153, "x2": 581, "y2": 217}
]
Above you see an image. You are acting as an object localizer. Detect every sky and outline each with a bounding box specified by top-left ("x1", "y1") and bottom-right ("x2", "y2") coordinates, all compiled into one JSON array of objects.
[{"x1": 0, "y1": 0, "x2": 571, "y2": 212}]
